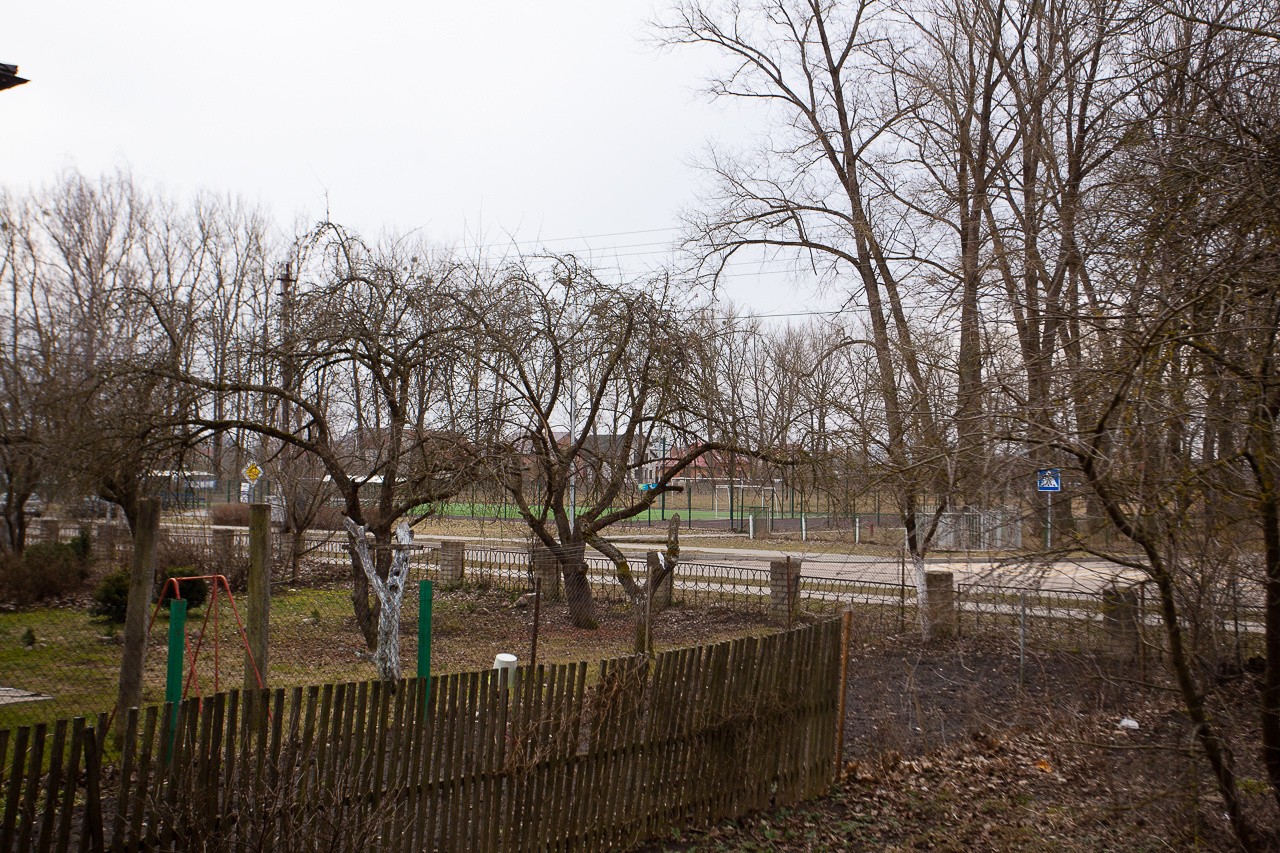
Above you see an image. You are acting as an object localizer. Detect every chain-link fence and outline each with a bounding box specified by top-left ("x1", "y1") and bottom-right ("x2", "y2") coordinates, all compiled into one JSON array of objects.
[{"x1": 1, "y1": 518, "x2": 1265, "y2": 732}]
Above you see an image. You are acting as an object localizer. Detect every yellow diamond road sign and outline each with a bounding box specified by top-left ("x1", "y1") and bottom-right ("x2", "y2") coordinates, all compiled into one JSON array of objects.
[{"x1": 243, "y1": 462, "x2": 262, "y2": 483}]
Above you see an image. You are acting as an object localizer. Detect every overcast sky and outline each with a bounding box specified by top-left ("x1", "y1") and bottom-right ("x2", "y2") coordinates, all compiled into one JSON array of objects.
[{"x1": 3, "y1": 1, "x2": 844, "y2": 318}]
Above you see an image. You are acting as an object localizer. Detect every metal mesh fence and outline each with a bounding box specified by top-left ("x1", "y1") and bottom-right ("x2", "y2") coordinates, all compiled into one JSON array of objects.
[{"x1": 1, "y1": 521, "x2": 1266, "y2": 732}]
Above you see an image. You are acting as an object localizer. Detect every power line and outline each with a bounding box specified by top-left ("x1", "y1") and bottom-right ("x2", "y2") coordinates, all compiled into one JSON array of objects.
[{"x1": 455, "y1": 226, "x2": 680, "y2": 253}]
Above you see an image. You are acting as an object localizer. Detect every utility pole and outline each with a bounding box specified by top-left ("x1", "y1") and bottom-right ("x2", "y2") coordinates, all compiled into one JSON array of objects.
[
  {"x1": 278, "y1": 261, "x2": 295, "y2": 425},
  {"x1": 659, "y1": 433, "x2": 666, "y2": 521},
  {"x1": 277, "y1": 261, "x2": 300, "y2": 577}
]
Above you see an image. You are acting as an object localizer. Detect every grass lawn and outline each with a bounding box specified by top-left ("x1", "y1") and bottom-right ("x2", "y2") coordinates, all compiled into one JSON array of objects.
[{"x1": 0, "y1": 582, "x2": 776, "y2": 733}]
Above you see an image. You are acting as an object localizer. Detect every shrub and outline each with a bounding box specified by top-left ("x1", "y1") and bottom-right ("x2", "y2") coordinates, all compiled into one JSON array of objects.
[
  {"x1": 90, "y1": 569, "x2": 131, "y2": 623},
  {"x1": 0, "y1": 541, "x2": 91, "y2": 606},
  {"x1": 160, "y1": 566, "x2": 208, "y2": 611},
  {"x1": 90, "y1": 565, "x2": 210, "y2": 623},
  {"x1": 209, "y1": 502, "x2": 252, "y2": 527},
  {"x1": 68, "y1": 529, "x2": 91, "y2": 561},
  {"x1": 156, "y1": 532, "x2": 247, "y2": 591},
  {"x1": 308, "y1": 505, "x2": 348, "y2": 531}
]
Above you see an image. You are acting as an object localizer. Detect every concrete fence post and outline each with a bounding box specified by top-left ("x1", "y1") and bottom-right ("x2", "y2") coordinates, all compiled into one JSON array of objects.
[
  {"x1": 212, "y1": 528, "x2": 233, "y2": 559},
  {"x1": 530, "y1": 543, "x2": 563, "y2": 602},
  {"x1": 439, "y1": 540, "x2": 466, "y2": 586},
  {"x1": 769, "y1": 557, "x2": 802, "y2": 624},
  {"x1": 925, "y1": 570, "x2": 956, "y2": 640},
  {"x1": 40, "y1": 517, "x2": 60, "y2": 544},
  {"x1": 99, "y1": 522, "x2": 125, "y2": 562},
  {"x1": 1102, "y1": 585, "x2": 1140, "y2": 661}
]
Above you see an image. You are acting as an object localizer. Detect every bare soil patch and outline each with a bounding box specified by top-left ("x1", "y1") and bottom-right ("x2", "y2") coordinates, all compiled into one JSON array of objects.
[{"x1": 639, "y1": 636, "x2": 1277, "y2": 851}]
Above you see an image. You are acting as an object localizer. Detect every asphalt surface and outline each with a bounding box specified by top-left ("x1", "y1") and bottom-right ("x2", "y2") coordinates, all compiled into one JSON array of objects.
[{"x1": 432, "y1": 531, "x2": 1145, "y2": 594}]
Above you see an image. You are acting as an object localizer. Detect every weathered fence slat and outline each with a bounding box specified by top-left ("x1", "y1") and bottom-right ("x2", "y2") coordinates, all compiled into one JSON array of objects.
[
  {"x1": 33, "y1": 718, "x2": 67, "y2": 853},
  {"x1": 124, "y1": 705, "x2": 157, "y2": 849},
  {"x1": 54, "y1": 719, "x2": 85, "y2": 853},
  {"x1": 1, "y1": 620, "x2": 841, "y2": 853},
  {"x1": 16, "y1": 723, "x2": 48, "y2": 852},
  {"x1": 1, "y1": 725, "x2": 28, "y2": 851}
]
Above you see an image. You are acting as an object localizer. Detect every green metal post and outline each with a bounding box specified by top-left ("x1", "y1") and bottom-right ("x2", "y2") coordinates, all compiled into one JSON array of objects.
[
  {"x1": 418, "y1": 579, "x2": 433, "y2": 682},
  {"x1": 166, "y1": 598, "x2": 187, "y2": 707},
  {"x1": 164, "y1": 598, "x2": 187, "y2": 761}
]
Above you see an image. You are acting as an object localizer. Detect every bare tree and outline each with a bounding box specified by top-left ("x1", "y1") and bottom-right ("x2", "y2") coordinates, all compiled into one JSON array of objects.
[
  {"x1": 659, "y1": 0, "x2": 960, "y2": 631},
  {"x1": 463, "y1": 257, "x2": 772, "y2": 629},
  {"x1": 186, "y1": 223, "x2": 479, "y2": 648},
  {"x1": 2, "y1": 172, "x2": 212, "y2": 533},
  {"x1": 1048, "y1": 3, "x2": 1280, "y2": 844},
  {"x1": 0, "y1": 189, "x2": 54, "y2": 551}
]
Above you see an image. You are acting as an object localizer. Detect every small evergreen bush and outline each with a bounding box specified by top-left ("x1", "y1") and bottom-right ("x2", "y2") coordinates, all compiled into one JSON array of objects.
[
  {"x1": 90, "y1": 568, "x2": 131, "y2": 623},
  {"x1": 160, "y1": 566, "x2": 208, "y2": 611}
]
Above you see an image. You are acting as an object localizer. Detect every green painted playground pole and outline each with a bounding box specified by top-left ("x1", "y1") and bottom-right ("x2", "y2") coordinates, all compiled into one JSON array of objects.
[
  {"x1": 166, "y1": 598, "x2": 187, "y2": 707},
  {"x1": 418, "y1": 579, "x2": 433, "y2": 684},
  {"x1": 164, "y1": 598, "x2": 186, "y2": 761}
]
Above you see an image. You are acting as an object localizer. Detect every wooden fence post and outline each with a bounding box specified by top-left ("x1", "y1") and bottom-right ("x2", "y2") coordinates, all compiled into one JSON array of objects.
[
  {"x1": 83, "y1": 726, "x2": 106, "y2": 852},
  {"x1": 244, "y1": 504, "x2": 270, "y2": 692},
  {"x1": 650, "y1": 551, "x2": 673, "y2": 612},
  {"x1": 835, "y1": 608, "x2": 852, "y2": 774},
  {"x1": 114, "y1": 499, "x2": 159, "y2": 742}
]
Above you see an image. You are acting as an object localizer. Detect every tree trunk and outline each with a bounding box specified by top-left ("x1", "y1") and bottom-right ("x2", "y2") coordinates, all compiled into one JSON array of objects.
[
  {"x1": 2, "y1": 509, "x2": 26, "y2": 554},
  {"x1": 287, "y1": 527, "x2": 305, "y2": 584},
  {"x1": 350, "y1": 568, "x2": 376, "y2": 649},
  {"x1": 557, "y1": 540, "x2": 596, "y2": 629},
  {"x1": 911, "y1": 549, "x2": 930, "y2": 641},
  {"x1": 1251, "y1": 427, "x2": 1280, "y2": 812},
  {"x1": 347, "y1": 526, "x2": 392, "y2": 650},
  {"x1": 346, "y1": 518, "x2": 411, "y2": 678}
]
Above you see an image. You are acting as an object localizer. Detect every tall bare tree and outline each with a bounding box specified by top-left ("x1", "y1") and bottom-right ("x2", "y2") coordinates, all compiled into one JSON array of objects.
[
  {"x1": 186, "y1": 223, "x2": 479, "y2": 648},
  {"x1": 463, "y1": 257, "x2": 769, "y2": 628},
  {"x1": 659, "y1": 0, "x2": 956, "y2": 630},
  {"x1": 1048, "y1": 3, "x2": 1280, "y2": 844}
]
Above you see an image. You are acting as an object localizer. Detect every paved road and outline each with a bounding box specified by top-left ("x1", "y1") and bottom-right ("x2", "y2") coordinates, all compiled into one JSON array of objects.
[
  {"x1": 600, "y1": 541, "x2": 1145, "y2": 594},
  {"x1": 387, "y1": 531, "x2": 1146, "y2": 594}
]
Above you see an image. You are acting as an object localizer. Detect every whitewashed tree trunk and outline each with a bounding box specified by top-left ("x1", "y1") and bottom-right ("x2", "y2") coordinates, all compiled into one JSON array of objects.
[
  {"x1": 912, "y1": 550, "x2": 930, "y2": 642},
  {"x1": 345, "y1": 518, "x2": 412, "y2": 680}
]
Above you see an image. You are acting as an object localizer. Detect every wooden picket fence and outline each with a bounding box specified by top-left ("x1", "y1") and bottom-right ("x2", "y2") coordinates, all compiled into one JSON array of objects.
[{"x1": 0, "y1": 619, "x2": 842, "y2": 852}]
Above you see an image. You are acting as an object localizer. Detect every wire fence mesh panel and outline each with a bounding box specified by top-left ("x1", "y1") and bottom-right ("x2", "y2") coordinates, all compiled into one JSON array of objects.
[{"x1": 4, "y1": 519, "x2": 1266, "y2": 734}]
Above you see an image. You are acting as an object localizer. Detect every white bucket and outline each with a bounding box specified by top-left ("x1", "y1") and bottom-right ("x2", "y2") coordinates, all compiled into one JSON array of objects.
[{"x1": 493, "y1": 653, "x2": 518, "y2": 690}]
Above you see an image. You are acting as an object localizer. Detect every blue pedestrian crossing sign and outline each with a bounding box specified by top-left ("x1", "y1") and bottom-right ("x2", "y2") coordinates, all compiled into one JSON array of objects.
[{"x1": 1036, "y1": 469, "x2": 1062, "y2": 492}]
